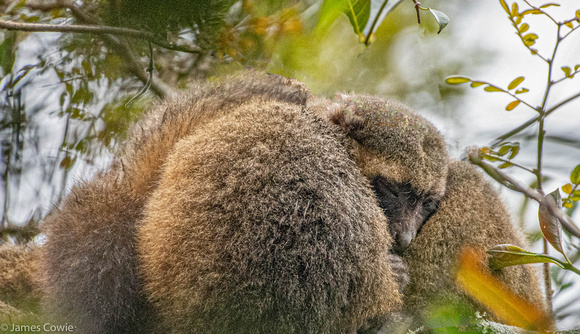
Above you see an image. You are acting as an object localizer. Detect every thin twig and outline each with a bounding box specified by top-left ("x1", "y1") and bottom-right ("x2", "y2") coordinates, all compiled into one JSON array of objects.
[
  {"x1": 0, "y1": 20, "x2": 202, "y2": 54},
  {"x1": 466, "y1": 148, "x2": 580, "y2": 238}
]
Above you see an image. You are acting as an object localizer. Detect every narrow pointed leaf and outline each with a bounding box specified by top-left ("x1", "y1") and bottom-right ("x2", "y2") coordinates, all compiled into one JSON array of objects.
[
  {"x1": 506, "y1": 100, "x2": 520, "y2": 111},
  {"x1": 508, "y1": 76, "x2": 524, "y2": 90},
  {"x1": 428, "y1": 8, "x2": 449, "y2": 34},
  {"x1": 471, "y1": 81, "x2": 485, "y2": 87},
  {"x1": 445, "y1": 76, "x2": 471, "y2": 85},
  {"x1": 487, "y1": 244, "x2": 565, "y2": 270},
  {"x1": 539, "y1": 3, "x2": 559, "y2": 8},
  {"x1": 499, "y1": 162, "x2": 513, "y2": 169},
  {"x1": 499, "y1": 0, "x2": 510, "y2": 15},
  {"x1": 484, "y1": 85, "x2": 503, "y2": 92},
  {"x1": 538, "y1": 190, "x2": 566, "y2": 256}
]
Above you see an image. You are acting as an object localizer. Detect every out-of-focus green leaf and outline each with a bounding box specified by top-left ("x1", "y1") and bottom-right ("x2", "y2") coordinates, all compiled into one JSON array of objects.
[
  {"x1": 570, "y1": 164, "x2": 580, "y2": 185},
  {"x1": 484, "y1": 85, "x2": 503, "y2": 92},
  {"x1": 428, "y1": 8, "x2": 449, "y2": 34},
  {"x1": 499, "y1": 162, "x2": 513, "y2": 169},
  {"x1": 487, "y1": 244, "x2": 565, "y2": 270},
  {"x1": 344, "y1": 0, "x2": 371, "y2": 36},
  {"x1": 445, "y1": 76, "x2": 471, "y2": 84},
  {"x1": 538, "y1": 190, "x2": 566, "y2": 256},
  {"x1": 507, "y1": 76, "x2": 524, "y2": 90}
]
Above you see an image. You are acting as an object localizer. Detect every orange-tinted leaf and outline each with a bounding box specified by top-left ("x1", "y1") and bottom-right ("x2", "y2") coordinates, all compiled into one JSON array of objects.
[
  {"x1": 508, "y1": 76, "x2": 524, "y2": 90},
  {"x1": 445, "y1": 76, "x2": 471, "y2": 85},
  {"x1": 506, "y1": 100, "x2": 520, "y2": 111},
  {"x1": 457, "y1": 247, "x2": 552, "y2": 330}
]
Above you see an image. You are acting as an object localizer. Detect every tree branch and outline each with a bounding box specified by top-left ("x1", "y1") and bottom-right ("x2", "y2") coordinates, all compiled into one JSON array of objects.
[{"x1": 466, "y1": 148, "x2": 580, "y2": 238}]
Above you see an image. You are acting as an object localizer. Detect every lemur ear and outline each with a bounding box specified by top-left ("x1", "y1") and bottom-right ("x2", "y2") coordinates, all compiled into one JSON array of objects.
[{"x1": 321, "y1": 98, "x2": 365, "y2": 135}]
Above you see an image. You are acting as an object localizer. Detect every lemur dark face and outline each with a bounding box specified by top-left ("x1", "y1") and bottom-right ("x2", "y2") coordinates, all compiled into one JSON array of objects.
[{"x1": 371, "y1": 175, "x2": 440, "y2": 255}]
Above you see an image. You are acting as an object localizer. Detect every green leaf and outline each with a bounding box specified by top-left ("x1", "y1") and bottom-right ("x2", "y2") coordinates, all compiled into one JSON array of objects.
[
  {"x1": 518, "y1": 23, "x2": 529, "y2": 33},
  {"x1": 515, "y1": 87, "x2": 529, "y2": 94},
  {"x1": 445, "y1": 76, "x2": 471, "y2": 85},
  {"x1": 484, "y1": 85, "x2": 503, "y2": 92},
  {"x1": 562, "y1": 183, "x2": 573, "y2": 194},
  {"x1": 570, "y1": 164, "x2": 580, "y2": 184},
  {"x1": 471, "y1": 81, "x2": 485, "y2": 87},
  {"x1": 507, "y1": 76, "x2": 524, "y2": 90},
  {"x1": 364, "y1": 0, "x2": 406, "y2": 38},
  {"x1": 428, "y1": 8, "x2": 449, "y2": 34},
  {"x1": 562, "y1": 66, "x2": 572, "y2": 77},
  {"x1": 499, "y1": 0, "x2": 510, "y2": 15},
  {"x1": 538, "y1": 190, "x2": 566, "y2": 256},
  {"x1": 487, "y1": 244, "x2": 565, "y2": 270},
  {"x1": 499, "y1": 162, "x2": 513, "y2": 169},
  {"x1": 498, "y1": 146, "x2": 510, "y2": 156},
  {"x1": 344, "y1": 0, "x2": 371, "y2": 36},
  {"x1": 508, "y1": 143, "x2": 520, "y2": 159}
]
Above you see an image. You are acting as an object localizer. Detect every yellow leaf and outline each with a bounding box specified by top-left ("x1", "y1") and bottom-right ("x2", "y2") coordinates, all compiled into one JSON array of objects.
[
  {"x1": 508, "y1": 76, "x2": 524, "y2": 90},
  {"x1": 471, "y1": 81, "x2": 485, "y2": 87},
  {"x1": 519, "y1": 23, "x2": 529, "y2": 33},
  {"x1": 499, "y1": 0, "x2": 510, "y2": 15},
  {"x1": 564, "y1": 202, "x2": 573, "y2": 209},
  {"x1": 445, "y1": 76, "x2": 471, "y2": 85},
  {"x1": 562, "y1": 183, "x2": 573, "y2": 194},
  {"x1": 456, "y1": 248, "x2": 552, "y2": 331},
  {"x1": 484, "y1": 85, "x2": 503, "y2": 92},
  {"x1": 564, "y1": 21, "x2": 573, "y2": 29},
  {"x1": 506, "y1": 100, "x2": 520, "y2": 111}
]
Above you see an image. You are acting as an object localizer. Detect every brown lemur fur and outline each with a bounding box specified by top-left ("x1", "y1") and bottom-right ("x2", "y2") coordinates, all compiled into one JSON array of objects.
[
  {"x1": 0, "y1": 243, "x2": 41, "y2": 323},
  {"x1": 402, "y1": 160, "x2": 550, "y2": 330},
  {"x1": 41, "y1": 71, "x2": 449, "y2": 333}
]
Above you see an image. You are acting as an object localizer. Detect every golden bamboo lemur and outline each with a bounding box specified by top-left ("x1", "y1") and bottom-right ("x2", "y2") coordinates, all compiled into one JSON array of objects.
[
  {"x1": 41, "y1": 71, "x2": 449, "y2": 334},
  {"x1": 403, "y1": 160, "x2": 550, "y2": 330}
]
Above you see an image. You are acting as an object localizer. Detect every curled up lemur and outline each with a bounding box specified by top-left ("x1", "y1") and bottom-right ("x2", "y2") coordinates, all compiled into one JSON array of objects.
[{"x1": 36, "y1": 71, "x2": 548, "y2": 333}]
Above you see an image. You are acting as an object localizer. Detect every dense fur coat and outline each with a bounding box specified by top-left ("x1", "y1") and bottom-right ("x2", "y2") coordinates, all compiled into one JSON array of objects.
[
  {"x1": 403, "y1": 161, "x2": 548, "y2": 328},
  {"x1": 37, "y1": 71, "x2": 547, "y2": 333}
]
